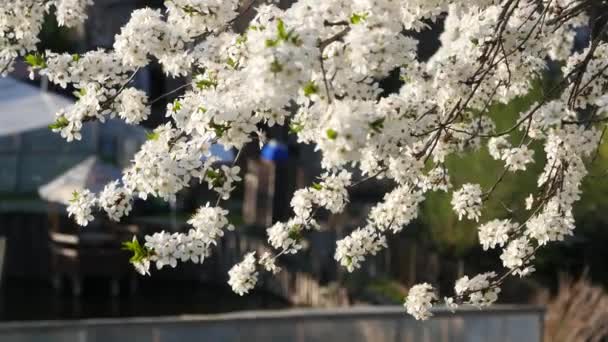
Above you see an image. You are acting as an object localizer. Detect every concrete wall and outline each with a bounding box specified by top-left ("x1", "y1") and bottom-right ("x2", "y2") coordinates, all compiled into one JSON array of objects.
[{"x1": 0, "y1": 305, "x2": 543, "y2": 342}]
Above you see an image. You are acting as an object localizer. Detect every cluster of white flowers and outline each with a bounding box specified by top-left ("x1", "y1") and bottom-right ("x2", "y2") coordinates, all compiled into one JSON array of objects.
[
  {"x1": 451, "y1": 184, "x2": 483, "y2": 221},
  {"x1": 500, "y1": 237, "x2": 535, "y2": 276},
  {"x1": 228, "y1": 252, "x2": 258, "y2": 295},
  {"x1": 0, "y1": 0, "x2": 91, "y2": 75},
  {"x1": 455, "y1": 272, "x2": 501, "y2": 308},
  {"x1": 404, "y1": 283, "x2": 437, "y2": 320},
  {"x1": 368, "y1": 186, "x2": 425, "y2": 233},
  {"x1": 54, "y1": 0, "x2": 92, "y2": 27},
  {"x1": 7, "y1": 0, "x2": 608, "y2": 320},
  {"x1": 259, "y1": 251, "x2": 280, "y2": 274},
  {"x1": 267, "y1": 220, "x2": 304, "y2": 254},
  {"x1": 477, "y1": 219, "x2": 517, "y2": 251},
  {"x1": 67, "y1": 189, "x2": 96, "y2": 226},
  {"x1": 115, "y1": 88, "x2": 150, "y2": 124},
  {"x1": 187, "y1": 204, "x2": 235, "y2": 243},
  {"x1": 122, "y1": 124, "x2": 211, "y2": 201},
  {"x1": 140, "y1": 204, "x2": 234, "y2": 272},
  {"x1": 98, "y1": 181, "x2": 133, "y2": 222},
  {"x1": 288, "y1": 171, "x2": 352, "y2": 226},
  {"x1": 335, "y1": 226, "x2": 387, "y2": 272},
  {"x1": 488, "y1": 137, "x2": 534, "y2": 171}
]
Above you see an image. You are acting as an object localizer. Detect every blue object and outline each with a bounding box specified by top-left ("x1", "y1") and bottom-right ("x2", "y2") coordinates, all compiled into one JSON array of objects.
[{"x1": 261, "y1": 139, "x2": 289, "y2": 162}]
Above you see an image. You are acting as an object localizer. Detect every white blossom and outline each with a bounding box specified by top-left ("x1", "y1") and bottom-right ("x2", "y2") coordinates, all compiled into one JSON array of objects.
[
  {"x1": 477, "y1": 219, "x2": 517, "y2": 251},
  {"x1": 451, "y1": 184, "x2": 483, "y2": 221},
  {"x1": 133, "y1": 258, "x2": 151, "y2": 276},
  {"x1": 503, "y1": 146, "x2": 534, "y2": 171},
  {"x1": 267, "y1": 221, "x2": 303, "y2": 254},
  {"x1": 455, "y1": 272, "x2": 500, "y2": 308},
  {"x1": 335, "y1": 226, "x2": 387, "y2": 272},
  {"x1": 67, "y1": 189, "x2": 96, "y2": 226},
  {"x1": 259, "y1": 252, "x2": 280, "y2": 274},
  {"x1": 404, "y1": 283, "x2": 437, "y2": 320},
  {"x1": 500, "y1": 237, "x2": 535, "y2": 276},
  {"x1": 115, "y1": 88, "x2": 150, "y2": 124},
  {"x1": 187, "y1": 203, "x2": 234, "y2": 244},
  {"x1": 228, "y1": 252, "x2": 258, "y2": 296},
  {"x1": 98, "y1": 181, "x2": 133, "y2": 222}
]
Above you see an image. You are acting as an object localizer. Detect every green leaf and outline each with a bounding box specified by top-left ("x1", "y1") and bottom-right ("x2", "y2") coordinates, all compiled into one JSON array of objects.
[
  {"x1": 277, "y1": 19, "x2": 288, "y2": 40},
  {"x1": 48, "y1": 116, "x2": 69, "y2": 130},
  {"x1": 69, "y1": 191, "x2": 80, "y2": 203},
  {"x1": 311, "y1": 182, "x2": 323, "y2": 190},
  {"x1": 350, "y1": 12, "x2": 368, "y2": 25},
  {"x1": 205, "y1": 169, "x2": 225, "y2": 187},
  {"x1": 303, "y1": 81, "x2": 318, "y2": 97},
  {"x1": 326, "y1": 128, "x2": 338, "y2": 140},
  {"x1": 24, "y1": 53, "x2": 46, "y2": 68},
  {"x1": 226, "y1": 57, "x2": 238, "y2": 69},
  {"x1": 122, "y1": 237, "x2": 152, "y2": 263},
  {"x1": 289, "y1": 121, "x2": 304, "y2": 134},
  {"x1": 369, "y1": 118, "x2": 385, "y2": 133},
  {"x1": 288, "y1": 227, "x2": 301, "y2": 241},
  {"x1": 290, "y1": 35, "x2": 303, "y2": 46},
  {"x1": 205, "y1": 169, "x2": 219, "y2": 180},
  {"x1": 270, "y1": 59, "x2": 283, "y2": 73},
  {"x1": 196, "y1": 77, "x2": 217, "y2": 90},
  {"x1": 209, "y1": 121, "x2": 230, "y2": 138},
  {"x1": 172, "y1": 99, "x2": 182, "y2": 111},
  {"x1": 265, "y1": 39, "x2": 278, "y2": 47},
  {"x1": 146, "y1": 131, "x2": 160, "y2": 141},
  {"x1": 236, "y1": 34, "x2": 247, "y2": 45},
  {"x1": 182, "y1": 5, "x2": 199, "y2": 15},
  {"x1": 72, "y1": 54, "x2": 81, "y2": 62},
  {"x1": 248, "y1": 25, "x2": 265, "y2": 31},
  {"x1": 400, "y1": 74, "x2": 411, "y2": 83}
]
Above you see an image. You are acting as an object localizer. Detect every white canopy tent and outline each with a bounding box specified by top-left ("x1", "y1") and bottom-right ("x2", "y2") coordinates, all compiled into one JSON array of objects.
[
  {"x1": 38, "y1": 156, "x2": 122, "y2": 205},
  {"x1": 0, "y1": 77, "x2": 235, "y2": 199},
  {"x1": 0, "y1": 77, "x2": 72, "y2": 137}
]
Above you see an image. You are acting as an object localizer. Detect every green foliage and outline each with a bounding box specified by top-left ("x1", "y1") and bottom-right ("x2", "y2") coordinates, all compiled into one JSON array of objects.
[
  {"x1": 122, "y1": 237, "x2": 152, "y2": 263},
  {"x1": 25, "y1": 53, "x2": 46, "y2": 68},
  {"x1": 288, "y1": 227, "x2": 301, "y2": 242},
  {"x1": 226, "y1": 57, "x2": 238, "y2": 69},
  {"x1": 303, "y1": 81, "x2": 318, "y2": 97},
  {"x1": 195, "y1": 77, "x2": 218, "y2": 90},
  {"x1": 205, "y1": 168, "x2": 226, "y2": 188},
  {"x1": 170, "y1": 99, "x2": 182, "y2": 112},
  {"x1": 369, "y1": 118, "x2": 385, "y2": 133},
  {"x1": 350, "y1": 12, "x2": 368, "y2": 25},
  {"x1": 69, "y1": 190, "x2": 80, "y2": 203},
  {"x1": 289, "y1": 121, "x2": 304, "y2": 134},
  {"x1": 421, "y1": 81, "x2": 545, "y2": 257},
  {"x1": 366, "y1": 278, "x2": 408, "y2": 303},
  {"x1": 146, "y1": 131, "x2": 160, "y2": 141},
  {"x1": 326, "y1": 128, "x2": 338, "y2": 140},
  {"x1": 48, "y1": 116, "x2": 69, "y2": 130},
  {"x1": 73, "y1": 88, "x2": 86, "y2": 98},
  {"x1": 247, "y1": 25, "x2": 265, "y2": 31},
  {"x1": 209, "y1": 120, "x2": 230, "y2": 138},
  {"x1": 265, "y1": 19, "x2": 302, "y2": 48},
  {"x1": 270, "y1": 59, "x2": 283, "y2": 73}
]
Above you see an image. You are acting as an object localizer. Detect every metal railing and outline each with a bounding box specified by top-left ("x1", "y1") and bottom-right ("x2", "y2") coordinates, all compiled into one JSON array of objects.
[{"x1": 0, "y1": 305, "x2": 544, "y2": 342}]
